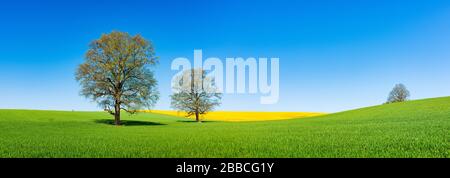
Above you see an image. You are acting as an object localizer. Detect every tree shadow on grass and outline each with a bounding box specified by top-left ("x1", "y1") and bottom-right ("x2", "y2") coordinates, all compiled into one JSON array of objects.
[
  {"x1": 95, "y1": 119, "x2": 166, "y2": 126},
  {"x1": 176, "y1": 120, "x2": 218, "y2": 123}
]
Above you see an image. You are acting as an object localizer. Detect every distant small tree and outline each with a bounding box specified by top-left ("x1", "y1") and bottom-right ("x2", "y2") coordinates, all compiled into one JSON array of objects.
[
  {"x1": 170, "y1": 69, "x2": 222, "y2": 122},
  {"x1": 386, "y1": 83, "x2": 410, "y2": 104},
  {"x1": 76, "y1": 31, "x2": 159, "y2": 125}
]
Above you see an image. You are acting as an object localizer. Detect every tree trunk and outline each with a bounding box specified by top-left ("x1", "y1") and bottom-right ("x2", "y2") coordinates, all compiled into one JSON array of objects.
[
  {"x1": 195, "y1": 111, "x2": 200, "y2": 122},
  {"x1": 114, "y1": 103, "x2": 121, "y2": 125}
]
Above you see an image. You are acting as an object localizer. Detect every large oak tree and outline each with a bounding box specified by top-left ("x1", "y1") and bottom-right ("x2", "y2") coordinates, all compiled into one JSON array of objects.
[{"x1": 76, "y1": 31, "x2": 159, "y2": 125}]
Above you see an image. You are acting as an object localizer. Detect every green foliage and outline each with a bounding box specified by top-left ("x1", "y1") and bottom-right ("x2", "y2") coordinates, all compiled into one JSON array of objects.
[
  {"x1": 0, "y1": 97, "x2": 449, "y2": 158},
  {"x1": 75, "y1": 31, "x2": 159, "y2": 124}
]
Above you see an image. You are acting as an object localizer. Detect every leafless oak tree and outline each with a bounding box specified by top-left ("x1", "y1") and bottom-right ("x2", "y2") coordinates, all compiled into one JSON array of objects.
[
  {"x1": 386, "y1": 83, "x2": 410, "y2": 104},
  {"x1": 170, "y1": 69, "x2": 222, "y2": 122}
]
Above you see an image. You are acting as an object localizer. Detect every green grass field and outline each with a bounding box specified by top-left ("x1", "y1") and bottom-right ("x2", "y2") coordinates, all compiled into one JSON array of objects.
[{"x1": 0, "y1": 97, "x2": 449, "y2": 158}]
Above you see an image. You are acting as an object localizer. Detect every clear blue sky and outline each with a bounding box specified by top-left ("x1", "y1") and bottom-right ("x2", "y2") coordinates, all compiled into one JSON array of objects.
[{"x1": 1, "y1": 0, "x2": 450, "y2": 112}]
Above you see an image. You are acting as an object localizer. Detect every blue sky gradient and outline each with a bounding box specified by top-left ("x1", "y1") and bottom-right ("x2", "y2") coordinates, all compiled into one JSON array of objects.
[{"x1": 1, "y1": 0, "x2": 450, "y2": 112}]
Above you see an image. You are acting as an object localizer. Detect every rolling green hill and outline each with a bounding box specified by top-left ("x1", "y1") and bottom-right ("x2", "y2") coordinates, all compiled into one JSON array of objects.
[{"x1": 0, "y1": 97, "x2": 449, "y2": 158}]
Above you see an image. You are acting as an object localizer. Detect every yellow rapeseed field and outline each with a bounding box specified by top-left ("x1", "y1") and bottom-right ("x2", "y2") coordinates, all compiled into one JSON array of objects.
[{"x1": 142, "y1": 110, "x2": 325, "y2": 122}]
